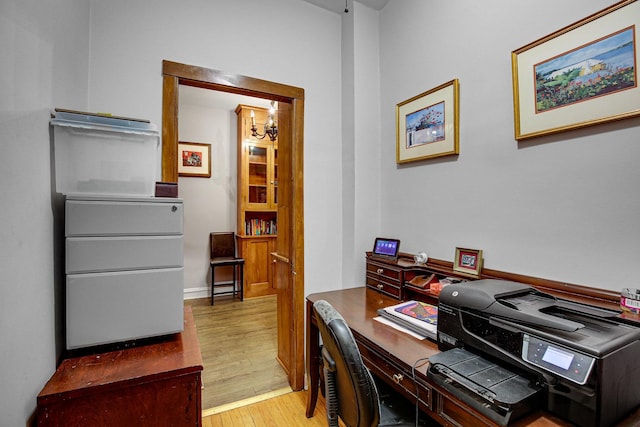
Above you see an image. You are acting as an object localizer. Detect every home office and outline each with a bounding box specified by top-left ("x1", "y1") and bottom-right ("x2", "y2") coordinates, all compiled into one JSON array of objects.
[{"x1": 2, "y1": 0, "x2": 639, "y2": 426}]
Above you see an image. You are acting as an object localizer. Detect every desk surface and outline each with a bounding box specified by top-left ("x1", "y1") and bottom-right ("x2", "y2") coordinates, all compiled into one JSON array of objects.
[
  {"x1": 308, "y1": 286, "x2": 441, "y2": 368},
  {"x1": 306, "y1": 287, "x2": 640, "y2": 427}
]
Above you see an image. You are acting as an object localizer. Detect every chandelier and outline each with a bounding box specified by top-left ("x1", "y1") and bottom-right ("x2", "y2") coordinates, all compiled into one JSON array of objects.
[{"x1": 250, "y1": 101, "x2": 278, "y2": 142}]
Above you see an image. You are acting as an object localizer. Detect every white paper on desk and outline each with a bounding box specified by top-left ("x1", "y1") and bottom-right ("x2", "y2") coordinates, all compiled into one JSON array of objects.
[{"x1": 374, "y1": 316, "x2": 427, "y2": 340}]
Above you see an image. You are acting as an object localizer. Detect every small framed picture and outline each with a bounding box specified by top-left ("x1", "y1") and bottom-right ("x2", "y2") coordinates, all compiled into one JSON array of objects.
[
  {"x1": 396, "y1": 79, "x2": 460, "y2": 164},
  {"x1": 454, "y1": 247, "x2": 483, "y2": 276},
  {"x1": 178, "y1": 141, "x2": 211, "y2": 178}
]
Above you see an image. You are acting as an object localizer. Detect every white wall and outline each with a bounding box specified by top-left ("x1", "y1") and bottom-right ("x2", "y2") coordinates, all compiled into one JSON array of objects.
[
  {"x1": 377, "y1": 0, "x2": 640, "y2": 290},
  {"x1": 341, "y1": 0, "x2": 356, "y2": 288},
  {"x1": 341, "y1": 2, "x2": 384, "y2": 287},
  {"x1": 0, "y1": 0, "x2": 90, "y2": 425},
  {"x1": 353, "y1": 3, "x2": 382, "y2": 283},
  {"x1": 178, "y1": 95, "x2": 238, "y2": 298}
]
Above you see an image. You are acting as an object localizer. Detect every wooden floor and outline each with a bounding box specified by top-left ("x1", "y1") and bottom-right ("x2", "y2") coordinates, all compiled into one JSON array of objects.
[
  {"x1": 202, "y1": 390, "x2": 343, "y2": 427},
  {"x1": 185, "y1": 295, "x2": 290, "y2": 410},
  {"x1": 187, "y1": 296, "x2": 405, "y2": 426}
]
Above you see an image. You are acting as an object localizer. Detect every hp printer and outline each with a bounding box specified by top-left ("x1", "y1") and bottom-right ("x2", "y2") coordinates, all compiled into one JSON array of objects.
[{"x1": 432, "y1": 279, "x2": 640, "y2": 427}]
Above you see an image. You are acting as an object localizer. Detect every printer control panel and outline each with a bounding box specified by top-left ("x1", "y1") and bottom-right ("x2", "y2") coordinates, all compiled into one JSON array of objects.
[{"x1": 521, "y1": 334, "x2": 595, "y2": 385}]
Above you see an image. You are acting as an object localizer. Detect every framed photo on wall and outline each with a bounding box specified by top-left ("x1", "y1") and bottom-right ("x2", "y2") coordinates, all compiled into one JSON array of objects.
[
  {"x1": 396, "y1": 79, "x2": 460, "y2": 164},
  {"x1": 454, "y1": 247, "x2": 483, "y2": 276},
  {"x1": 178, "y1": 141, "x2": 211, "y2": 178},
  {"x1": 512, "y1": 0, "x2": 640, "y2": 140}
]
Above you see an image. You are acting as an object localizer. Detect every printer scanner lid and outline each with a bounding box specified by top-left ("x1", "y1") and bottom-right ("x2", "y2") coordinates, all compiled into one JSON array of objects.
[
  {"x1": 439, "y1": 280, "x2": 584, "y2": 331},
  {"x1": 439, "y1": 280, "x2": 640, "y2": 356}
]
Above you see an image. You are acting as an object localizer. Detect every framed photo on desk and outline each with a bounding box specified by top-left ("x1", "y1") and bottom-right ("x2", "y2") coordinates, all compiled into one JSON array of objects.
[{"x1": 454, "y1": 247, "x2": 483, "y2": 276}]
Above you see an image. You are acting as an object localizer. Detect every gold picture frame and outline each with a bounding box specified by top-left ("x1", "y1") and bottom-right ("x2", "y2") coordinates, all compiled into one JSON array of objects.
[
  {"x1": 178, "y1": 141, "x2": 211, "y2": 178},
  {"x1": 453, "y1": 247, "x2": 483, "y2": 276},
  {"x1": 396, "y1": 79, "x2": 460, "y2": 164},
  {"x1": 512, "y1": 0, "x2": 640, "y2": 140}
]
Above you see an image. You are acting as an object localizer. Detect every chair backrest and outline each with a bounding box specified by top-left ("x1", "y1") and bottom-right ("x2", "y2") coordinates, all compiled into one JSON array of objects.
[
  {"x1": 313, "y1": 300, "x2": 380, "y2": 427},
  {"x1": 210, "y1": 232, "x2": 236, "y2": 259}
]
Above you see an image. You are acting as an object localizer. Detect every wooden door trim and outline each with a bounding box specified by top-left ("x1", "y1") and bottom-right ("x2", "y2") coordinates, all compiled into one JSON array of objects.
[
  {"x1": 160, "y1": 60, "x2": 305, "y2": 391},
  {"x1": 291, "y1": 97, "x2": 305, "y2": 384},
  {"x1": 163, "y1": 60, "x2": 304, "y2": 103}
]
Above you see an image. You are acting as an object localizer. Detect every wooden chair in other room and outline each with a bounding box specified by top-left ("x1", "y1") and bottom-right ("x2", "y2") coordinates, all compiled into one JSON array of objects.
[{"x1": 210, "y1": 232, "x2": 245, "y2": 305}]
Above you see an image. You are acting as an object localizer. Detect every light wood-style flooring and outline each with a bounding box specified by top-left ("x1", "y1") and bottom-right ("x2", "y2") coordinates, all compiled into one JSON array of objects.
[
  {"x1": 185, "y1": 295, "x2": 290, "y2": 410},
  {"x1": 202, "y1": 390, "x2": 343, "y2": 427},
  {"x1": 187, "y1": 295, "x2": 339, "y2": 425}
]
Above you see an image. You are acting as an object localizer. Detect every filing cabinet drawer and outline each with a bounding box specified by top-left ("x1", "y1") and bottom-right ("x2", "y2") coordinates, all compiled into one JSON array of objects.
[
  {"x1": 66, "y1": 268, "x2": 184, "y2": 349},
  {"x1": 66, "y1": 235, "x2": 184, "y2": 273},
  {"x1": 66, "y1": 197, "x2": 183, "y2": 236}
]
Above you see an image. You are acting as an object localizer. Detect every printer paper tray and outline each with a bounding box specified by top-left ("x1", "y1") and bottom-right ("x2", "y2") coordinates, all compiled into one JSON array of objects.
[{"x1": 428, "y1": 348, "x2": 542, "y2": 426}]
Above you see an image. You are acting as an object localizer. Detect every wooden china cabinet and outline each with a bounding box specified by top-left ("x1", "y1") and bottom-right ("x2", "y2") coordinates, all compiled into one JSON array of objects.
[{"x1": 235, "y1": 105, "x2": 277, "y2": 299}]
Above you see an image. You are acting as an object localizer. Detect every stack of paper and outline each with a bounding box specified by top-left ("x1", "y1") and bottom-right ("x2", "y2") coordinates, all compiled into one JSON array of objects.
[{"x1": 377, "y1": 300, "x2": 438, "y2": 340}]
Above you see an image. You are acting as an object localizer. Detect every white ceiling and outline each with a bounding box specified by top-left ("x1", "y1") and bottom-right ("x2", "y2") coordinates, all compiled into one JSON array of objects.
[{"x1": 303, "y1": 0, "x2": 389, "y2": 14}]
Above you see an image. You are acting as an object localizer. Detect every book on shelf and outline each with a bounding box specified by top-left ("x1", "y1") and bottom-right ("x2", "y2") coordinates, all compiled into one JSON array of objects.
[
  {"x1": 376, "y1": 300, "x2": 438, "y2": 340},
  {"x1": 244, "y1": 218, "x2": 277, "y2": 236}
]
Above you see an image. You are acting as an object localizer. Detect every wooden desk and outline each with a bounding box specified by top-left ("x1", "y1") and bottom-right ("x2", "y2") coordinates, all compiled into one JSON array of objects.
[
  {"x1": 306, "y1": 287, "x2": 601, "y2": 427},
  {"x1": 37, "y1": 306, "x2": 203, "y2": 427}
]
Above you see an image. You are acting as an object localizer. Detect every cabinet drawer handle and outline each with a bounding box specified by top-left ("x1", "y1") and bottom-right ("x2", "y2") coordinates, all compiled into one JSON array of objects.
[
  {"x1": 377, "y1": 284, "x2": 383, "y2": 290},
  {"x1": 393, "y1": 373, "x2": 404, "y2": 384},
  {"x1": 171, "y1": 205, "x2": 178, "y2": 212},
  {"x1": 377, "y1": 268, "x2": 384, "y2": 274}
]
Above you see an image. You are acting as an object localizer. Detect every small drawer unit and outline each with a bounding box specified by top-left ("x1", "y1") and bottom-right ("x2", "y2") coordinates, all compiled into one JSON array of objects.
[
  {"x1": 65, "y1": 196, "x2": 184, "y2": 350},
  {"x1": 365, "y1": 257, "x2": 403, "y2": 300}
]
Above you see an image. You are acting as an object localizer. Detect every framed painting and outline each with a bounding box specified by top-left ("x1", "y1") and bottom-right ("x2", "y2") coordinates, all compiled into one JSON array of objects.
[
  {"x1": 453, "y1": 247, "x2": 483, "y2": 276},
  {"x1": 512, "y1": 0, "x2": 640, "y2": 140},
  {"x1": 396, "y1": 79, "x2": 459, "y2": 164},
  {"x1": 178, "y1": 141, "x2": 211, "y2": 178}
]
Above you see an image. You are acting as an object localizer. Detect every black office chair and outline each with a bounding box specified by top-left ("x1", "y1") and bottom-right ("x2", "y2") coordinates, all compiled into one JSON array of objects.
[
  {"x1": 313, "y1": 300, "x2": 432, "y2": 427},
  {"x1": 210, "y1": 232, "x2": 245, "y2": 305}
]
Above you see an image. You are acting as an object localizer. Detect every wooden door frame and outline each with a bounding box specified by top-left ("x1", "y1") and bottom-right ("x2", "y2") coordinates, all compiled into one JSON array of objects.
[{"x1": 160, "y1": 60, "x2": 305, "y2": 391}]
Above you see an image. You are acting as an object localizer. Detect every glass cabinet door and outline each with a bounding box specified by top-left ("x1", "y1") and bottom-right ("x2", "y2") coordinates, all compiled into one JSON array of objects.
[
  {"x1": 237, "y1": 104, "x2": 278, "y2": 237},
  {"x1": 248, "y1": 145, "x2": 268, "y2": 207},
  {"x1": 272, "y1": 147, "x2": 278, "y2": 205}
]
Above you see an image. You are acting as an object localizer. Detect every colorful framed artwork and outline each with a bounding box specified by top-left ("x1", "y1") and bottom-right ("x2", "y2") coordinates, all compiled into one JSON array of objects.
[
  {"x1": 396, "y1": 79, "x2": 460, "y2": 164},
  {"x1": 453, "y1": 247, "x2": 483, "y2": 276},
  {"x1": 512, "y1": 0, "x2": 640, "y2": 140},
  {"x1": 178, "y1": 141, "x2": 211, "y2": 178}
]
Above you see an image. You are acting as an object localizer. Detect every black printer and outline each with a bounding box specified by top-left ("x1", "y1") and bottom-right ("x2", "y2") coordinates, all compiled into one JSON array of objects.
[{"x1": 434, "y1": 279, "x2": 640, "y2": 427}]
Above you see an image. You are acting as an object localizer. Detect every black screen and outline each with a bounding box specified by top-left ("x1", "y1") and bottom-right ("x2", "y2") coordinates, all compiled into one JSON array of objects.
[{"x1": 373, "y1": 238, "x2": 400, "y2": 258}]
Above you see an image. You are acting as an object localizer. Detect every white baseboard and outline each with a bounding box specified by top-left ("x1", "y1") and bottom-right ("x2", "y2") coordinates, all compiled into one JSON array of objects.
[
  {"x1": 183, "y1": 286, "x2": 209, "y2": 300},
  {"x1": 183, "y1": 281, "x2": 235, "y2": 300}
]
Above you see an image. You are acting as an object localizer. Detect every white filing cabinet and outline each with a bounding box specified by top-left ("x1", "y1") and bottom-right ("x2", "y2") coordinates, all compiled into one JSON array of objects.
[{"x1": 65, "y1": 196, "x2": 184, "y2": 350}]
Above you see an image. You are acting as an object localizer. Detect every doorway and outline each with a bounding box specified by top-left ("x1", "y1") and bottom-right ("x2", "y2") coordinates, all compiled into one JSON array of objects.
[{"x1": 161, "y1": 60, "x2": 305, "y2": 391}]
